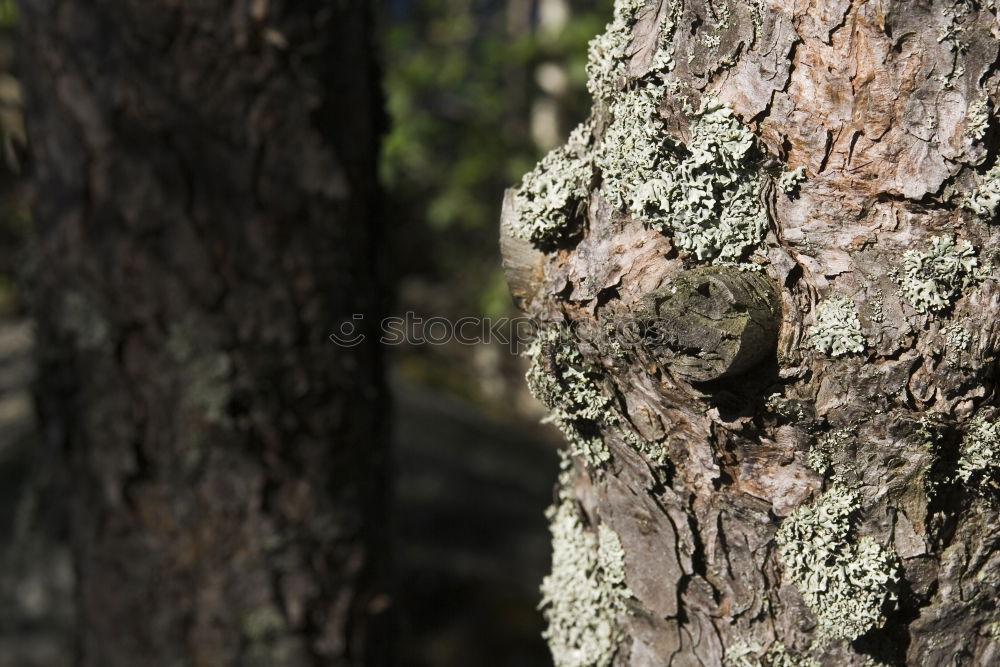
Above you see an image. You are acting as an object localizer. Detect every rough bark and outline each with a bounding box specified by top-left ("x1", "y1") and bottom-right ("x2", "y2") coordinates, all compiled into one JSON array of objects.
[
  {"x1": 19, "y1": 1, "x2": 389, "y2": 665},
  {"x1": 504, "y1": 1, "x2": 1000, "y2": 665}
]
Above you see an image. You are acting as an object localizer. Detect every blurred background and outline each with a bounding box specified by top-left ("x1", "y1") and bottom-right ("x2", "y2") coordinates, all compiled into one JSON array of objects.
[{"x1": 0, "y1": 1, "x2": 609, "y2": 665}]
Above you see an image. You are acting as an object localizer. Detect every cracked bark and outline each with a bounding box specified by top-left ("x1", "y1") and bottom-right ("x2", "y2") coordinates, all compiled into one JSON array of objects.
[
  {"x1": 505, "y1": 1, "x2": 1000, "y2": 665},
  {"x1": 19, "y1": 1, "x2": 389, "y2": 665}
]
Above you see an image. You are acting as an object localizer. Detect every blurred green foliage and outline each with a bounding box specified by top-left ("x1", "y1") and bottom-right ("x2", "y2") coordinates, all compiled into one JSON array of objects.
[
  {"x1": 0, "y1": 1, "x2": 15, "y2": 29},
  {"x1": 380, "y1": 0, "x2": 610, "y2": 317}
]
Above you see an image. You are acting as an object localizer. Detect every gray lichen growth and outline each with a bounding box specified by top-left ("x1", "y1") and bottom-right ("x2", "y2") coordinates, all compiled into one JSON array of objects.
[
  {"x1": 964, "y1": 158, "x2": 1000, "y2": 218},
  {"x1": 898, "y1": 236, "x2": 979, "y2": 313},
  {"x1": 764, "y1": 642, "x2": 821, "y2": 667},
  {"x1": 586, "y1": 0, "x2": 642, "y2": 100},
  {"x1": 724, "y1": 640, "x2": 819, "y2": 667},
  {"x1": 941, "y1": 323, "x2": 972, "y2": 352},
  {"x1": 597, "y1": 90, "x2": 766, "y2": 262},
  {"x1": 956, "y1": 414, "x2": 1000, "y2": 485},
  {"x1": 965, "y1": 98, "x2": 991, "y2": 141},
  {"x1": 594, "y1": 83, "x2": 667, "y2": 211},
  {"x1": 806, "y1": 428, "x2": 853, "y2": 480},
  {"x1": 778, "y1": 166, "x2": 806, "y2": 194},
  {"x1": 725, "y1": 641, "x2": 762, "y2": 667},
  {"x1": 776, "y1": 487, "x2": 900, "y2": 642},
  {"x1": 525, "y1": 326, "x2": 614, "y2": 466},
  {"x1": 808, "y1": 296, "x2": 866, "y2": 357},
  {"x1": 512, "y1": 121, "x2": 594, "y2": 246},
  {"x1": 630, "y1": 97, "x2": 767, "y2": 261},
  {"x1": 540, "y1": 458, "x2": 632, "y2": 667},
  {"x1": 868, "y1": 287, "x2": 885, "y2": 323},
  {"x1": 587, "y1": 0, "x2": 678, "y2": 100}
]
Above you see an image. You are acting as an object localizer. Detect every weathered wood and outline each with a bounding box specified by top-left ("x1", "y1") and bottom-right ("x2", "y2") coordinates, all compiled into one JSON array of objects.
[{"x1": 640, "y1": 266, "x2": 779, "y2": 382}]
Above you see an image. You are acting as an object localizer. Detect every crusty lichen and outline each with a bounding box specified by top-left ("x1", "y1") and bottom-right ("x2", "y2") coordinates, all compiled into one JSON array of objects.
[
  {"x1": 525, "y1": 326, "x2": 614, "y2": 466},
  {"x1": 540, "y1": 458, "x2": 632, "y2": 667},
  {"x1": 808, "y1": 295, "x2": 866, "y2": 357},
  {"x1": 956, "y1": 413, "x2": 1000, "y2": 486},
  {"x1": 60, "y1": 291, "x2": 111, "y2": 351},
  {"x1": 512, "y1": 121, "x2": 594, "y2": 246},
  {"x1": 776, "y1": 487, "x2": 900, "y2": 642},
  {"x1": 898, "y1": 235, "x2": 979, "y2": 314}
]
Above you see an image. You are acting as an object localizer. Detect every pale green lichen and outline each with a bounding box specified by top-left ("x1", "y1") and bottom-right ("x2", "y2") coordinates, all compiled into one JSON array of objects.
[
  {"x1": 724, "y1": 640, "x2": 819, "y2": 667},
  {"x1": 586, "y1": 0, "x2": 646, "y2": 100},
  {"x1": 868, "y1": 287, "x2": 885, "y2": 323},
  {"x1": 540, "y1": 458, "x2": 632, "y2": 667},
  {"x1": 525, "y1": 326, "x2": 614, "y2": 466},
  {"x1": 942, "y1": 323, "x2": 972, "y2": 352},
  {"x1": 599, "y1": 93, "x2": 766, "y2": 262},
  {"x1": 594, "y1": 83, "x2": 668, "y2": 211},
  {"x1": 513, "y1": 121, "x2": 594, "y2": 246},
  {"x1": 898, "y1": 236, "x2": 979, "y2": 314},
  {"x1": 862, "y1": 658, "x2": 892, "y2": 667},
  {"x1": 725, "y1": 641, "x2": 762, "y2": 667},
  {"x1": 966, "y1": 98, "x2": 991, "y2": 141},
  {"x1": 778, "y1": 166, "x2": 806, "y2": 194},
  {"x1": 806, "y1": 428, "x2": 853, "y2": 479},
  {"x1": 649, "y1": 3, "x2": 680, "y2": 72},
  {"x1": 587, "y1": 0, "x2": 679, "y2": 100},
  {"x1": 808, "y1": 295, "x2": 866, "y2": 357},
  {"x1": 764, "y1": 642, "x2": 820, "y2": 667},
  {"x1": 964, "y1": 158, "x2": 1000, "y2": 217},
  {"x1": 956, "y1": 414, "x2": 1000, "y2": 485},
  {"x1": 776, "y1": 487, "x2": 900, "y2": 642}
]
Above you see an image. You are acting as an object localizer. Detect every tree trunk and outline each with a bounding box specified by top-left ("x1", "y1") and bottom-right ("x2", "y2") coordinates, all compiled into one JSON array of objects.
[
  {"x1": 503, "y1": 1, "x2": 1000, "y2": 665},
  {"x1": 19, "y1": 1, "x2": 389, "y2": 665}
]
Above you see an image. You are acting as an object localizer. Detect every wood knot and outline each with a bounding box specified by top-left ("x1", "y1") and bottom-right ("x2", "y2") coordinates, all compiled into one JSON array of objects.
[{"x1": 641, "y1": 266, "x2": 780, "y2": 382}]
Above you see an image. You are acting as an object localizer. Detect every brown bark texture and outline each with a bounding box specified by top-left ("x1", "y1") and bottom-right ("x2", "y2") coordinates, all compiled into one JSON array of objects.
[
  {"x1": 19, "y1": 1, "x2": 389, "y2": 666},
  {"x1": 503, "y1": 1, "x2": 1000, "y2": 665}
]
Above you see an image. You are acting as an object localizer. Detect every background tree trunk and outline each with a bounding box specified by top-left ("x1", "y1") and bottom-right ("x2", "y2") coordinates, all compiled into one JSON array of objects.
[
  {"x1": 504, "y1": 1, "x2": 1000, "y2": 665},
  {"x1": 18, "y1": 1, "x2": 389, "y2": 665}
]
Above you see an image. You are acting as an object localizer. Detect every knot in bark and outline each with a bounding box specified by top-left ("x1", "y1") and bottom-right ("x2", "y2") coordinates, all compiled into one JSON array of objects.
[{"x1": 641, "y1": 266, "x2": 779, "y2": 382}]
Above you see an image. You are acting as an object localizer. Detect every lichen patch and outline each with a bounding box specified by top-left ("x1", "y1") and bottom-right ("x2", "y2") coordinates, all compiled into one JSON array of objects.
[
  {"x1": 512, "y1": 120, "x2": 594, "y2": 247},
  {"x1": 898, "y1": 235, "x2": 979, "y2": 314},
  {"x1": 540, "y1": 458, "x2": 632, "y2": 667},
  {"x1": 808, "y1": 295, "x2": 866, "y2": 357},
  {"x1": 525, "y1": 326, "x2": 615, "y2": 467},
  {"x1": 776, "y1": 487, "x2": 900, "y2": 642}
]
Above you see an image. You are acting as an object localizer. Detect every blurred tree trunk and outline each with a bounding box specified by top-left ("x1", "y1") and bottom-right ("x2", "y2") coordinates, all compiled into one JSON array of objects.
[
  {"x1": 504, "y1": 1, "x2": 1000, "y2": 665},
  {"x1": 18, "y1": 1, "x2": 389, "y2": 666}
]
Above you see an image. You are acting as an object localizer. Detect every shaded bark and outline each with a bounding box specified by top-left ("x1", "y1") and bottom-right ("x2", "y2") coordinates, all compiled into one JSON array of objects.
[
  {"x1": 505, "y1": 1, "x2": 1000, "y2": 665},
  {"x1": 19, "y1": 1, "x2": 389, "y2": 665}
]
